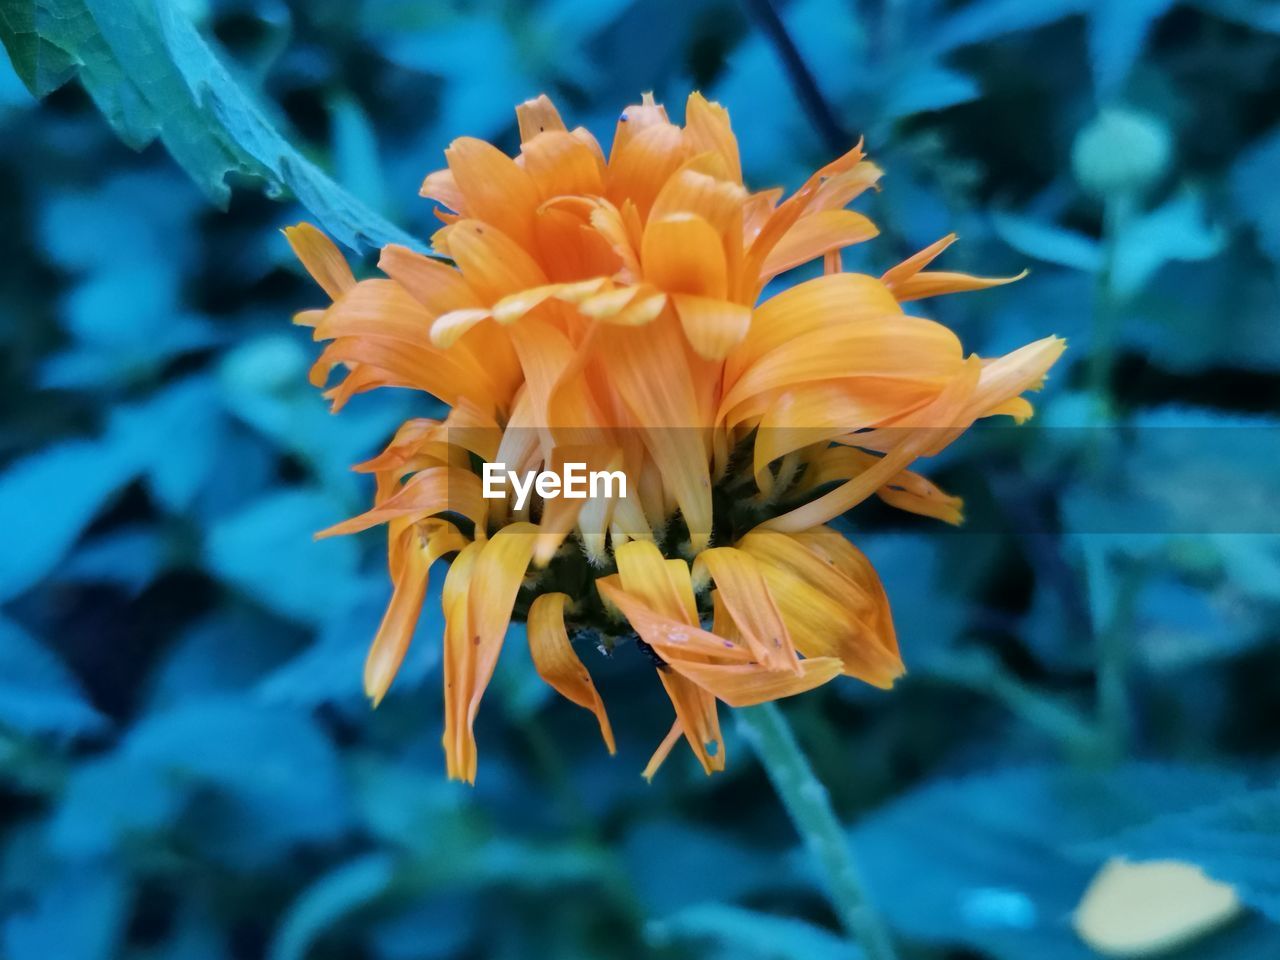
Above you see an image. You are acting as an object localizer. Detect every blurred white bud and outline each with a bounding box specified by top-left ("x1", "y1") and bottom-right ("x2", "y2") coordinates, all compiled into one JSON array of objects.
[{"x1": 1072, "y1": 108, "x2": 1172, "y2": 197}]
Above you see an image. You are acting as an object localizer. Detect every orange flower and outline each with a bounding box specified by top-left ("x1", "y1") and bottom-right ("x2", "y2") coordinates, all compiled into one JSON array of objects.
[{"x1": 287, "y1": 92, "x2": 1064, "y2": 783}]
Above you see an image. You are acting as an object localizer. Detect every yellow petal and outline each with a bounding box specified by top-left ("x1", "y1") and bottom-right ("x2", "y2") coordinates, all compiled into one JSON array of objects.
[
  {"x1": 1074, "y1": 858, "x2": 1242, "y2": 958},
  {"x1": 430, "y1": 308, "x2": 493, "y2": 348},
  {"x1": 315, "y1": 466, "x2": 487, "y2": 537},
  {"x1": 671, "y1": 294, "x2": 752, "y2": 361},
  {"x1": 761, "y1": 209, "x2": 879, "y2": 279},
  {"x1": 459, "y1": 523, "x2": 540, "y2": 777},
  {"x1": 445, "y1": 137, "x2": 540, "y2": 250},
  {"x1": 527, "y1": 592, "x2": 615, "y2": 754},
  {"x1": 284, "y1": 223, "x2": 355, "y2": 300},
  {"x1": 596, "y1": 574, "x2": 753, "y2": 663},
  {"x1": 692, "y1": 547, "x2": 801, "y2": 671}
]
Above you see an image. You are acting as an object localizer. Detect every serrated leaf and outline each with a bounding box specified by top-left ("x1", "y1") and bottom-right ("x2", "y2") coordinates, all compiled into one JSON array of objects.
[{"x1": 0, "y1": 0, "x2": 419, "y2": 251}]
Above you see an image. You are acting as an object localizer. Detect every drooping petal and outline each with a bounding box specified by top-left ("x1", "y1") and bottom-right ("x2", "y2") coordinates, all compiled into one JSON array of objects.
[
  {"x1": 692, "y1": 547, "x2": 800, "y2": 671},
  {"x1": 365, "y1": 522, "x2": 470, "y2": 706},
  {"x1": 666, "y1": 657, "x2": 842, "y2": 707},
  {"x1": 527, "y1": 592, "x2": 615, "y2": 754},
  {"x1": 442, "y1": 541, "x2": 483, "y2": 782}
]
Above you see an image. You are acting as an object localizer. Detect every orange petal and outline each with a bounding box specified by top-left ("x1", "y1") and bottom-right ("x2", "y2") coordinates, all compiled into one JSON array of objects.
[
  {"x1": 720, "y1": 315, "x2": 963, "y2": 428},
  {"x1": 667, "y1": 657, "x2": 842, "y2": 707},
  {"x1": 650, "y1": 167, "x2": 748, "y2": 237},
  {"x1": 378, "y1": 244, "x2": 483, "y2": 317},
  {"x1": 419, "y1": 167, "x2": 465, "y2": 213},
  {"x1": 596, "y1": 575, "x2": 753, "y2": 663},
  {"x1": 760, "y1": 355, "x2": 983, "y2": 532},
  {"x1": 521, "y1": 130, "x2": 607, "y2": 200},
  {"x1": 692, "y1": 548, "x2": 800, "y2": 671},
  {"x1": 761, "y1": 209, "x2": 879, "y2": 280},
  {"x1": 527, "y1": 592, "x2": 615, "y2": 753},
  {"x1": 446, "y1": 219, "x2": 549, "y2": 305},
  {"x1": 597, "y1": 320, "x2": 713, "y2": 550},
  {"x1": 641, "y1": 214, "x2": 729, "y2": 298},
  {"x1": 724, "y1": 273, "x2": 903, "y2": 393},
  {"x1": 315, "y1": 466, "x2": 487, "y2": 537},
  {"x1": 683, "y1": 92, "x2": 742, "y2": 184},
  {"x1": 892, "y1": 269, "x2": 1027, "y2": 302},
  {"x1": 516, "y1": 94, "x2": 568, "y2": 143},
  {"x1": 671, "y1": 294, "x2": 752, "y2": 361},
  {"x1": 442, "y1": 541, "x2": 483, "y2": 782},
  {"x1": 607, "y1": 121, "x2": 688, "y2": 221},
  {"x1": 881, "y1": 233, "x2": 957, "y2": 288},
  {"x1": 642, "y1": 720, "x2": 685, "y2": 781},
  {"x1": 365, "y1": 523, "x2": 469, "y2": 706},
  {"x1": 445, "y1": 137, "x2": 540, "y2": 250},
  {"x1": 284, "y1": 223, "x2": 355, "y2": 300}
]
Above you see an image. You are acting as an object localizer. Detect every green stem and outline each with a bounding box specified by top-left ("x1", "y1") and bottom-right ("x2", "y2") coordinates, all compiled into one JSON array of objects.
[{"x1": 736, "y1": 703, "x2": 899, "y2": 960}]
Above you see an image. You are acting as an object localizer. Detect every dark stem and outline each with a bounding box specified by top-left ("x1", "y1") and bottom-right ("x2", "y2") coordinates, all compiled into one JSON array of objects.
[{"x1": 739, "y1": 0, "x2": 851, "y2": 155}]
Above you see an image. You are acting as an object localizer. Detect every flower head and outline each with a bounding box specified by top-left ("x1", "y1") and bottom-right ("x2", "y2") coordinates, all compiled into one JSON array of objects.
[{"x1": 287, "y1": 92, "x2": 1064, "y2": 783}]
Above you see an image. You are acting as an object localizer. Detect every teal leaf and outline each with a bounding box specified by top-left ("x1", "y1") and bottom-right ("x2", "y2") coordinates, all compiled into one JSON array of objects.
[
  {"x1": 1096, "y1": 787, "x2": 1280, "y2": 923},
  {"x1": 49, "y1": 755, "x2": 181, "y2": 858},
  {"x1": 269, "y1": 853, "x2": 397, "y2": 960},
  {"x1": 0, "y1": 616, "x2": 107, "y2": 737},
  {"x1": 1111, "y1": 191, "x2": 1225, "y2": 299},
  {"x1": 3, "y1": 865, "x2": 130, "y2": 960},
  {"x1": 931, "y1": 0, "x2": 1089, "y2": 55},
  {"x1": 0, "y1": 0, "x2": 419, "y2": 251},
  {"x1": 0, "y1": 434, "x2": 141, "y2": 602},
  {"x1": 992, "y1": 212, "x2": 1103, "y2": 273},
  {"x1": 123, "y1": 698, "x2": 351, "y2": 864},
  {"x1": 205, "y1": 488, "x2": 362, "y2": 625},
  {"x1": 647, "y1": 904, "x2": 861, "y2": 960},
  {"x1": 853, "y1": 764, "x2": 1249, "y2": 959},
  {"x1": 1232, "y1": 125, "x2": 1280, "y2": 262},
  {"x1": 1087, "y1": 0, "x2": 1176, "y2": 97}
]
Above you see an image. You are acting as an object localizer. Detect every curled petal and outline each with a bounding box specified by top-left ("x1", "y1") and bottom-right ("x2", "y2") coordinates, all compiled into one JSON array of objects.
[
  {"x1": 667, "y1": 657, "x2": 842, "y2": 707},
  {"x1": 316, "y1": 466, "x2": 487, "y2": 538},
  {"x1": 692, "y1": 547, "x2": 800, "y2": 671},
  {"x1": 528, "y1": 593, "x2": 615, "y2": 754}
]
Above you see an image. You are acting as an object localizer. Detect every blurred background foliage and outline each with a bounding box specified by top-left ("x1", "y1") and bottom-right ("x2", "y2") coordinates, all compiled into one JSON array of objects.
[{"x1": 1, "y1": 0, "x2": 1280, "y2": 958}]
